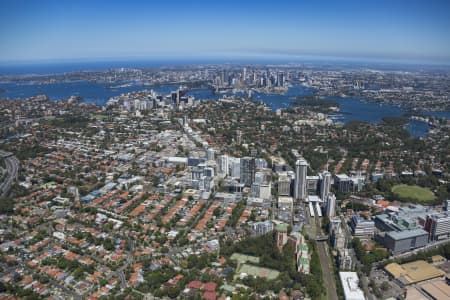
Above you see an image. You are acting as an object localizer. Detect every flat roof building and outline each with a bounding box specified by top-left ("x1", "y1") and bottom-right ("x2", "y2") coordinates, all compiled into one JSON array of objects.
[
  {"x1": 385, "y1": 260, "x2": 445, "y2": 286},
  {"x1": 339, "y1": 272, "x2": 365, "y2": 300},
  {"x1": 383, "y1": 229, "x2": 428, "y2": 254},
  {"x1": 418, "y1": 279, "x2": 450, "y2": 300},
  {"x1": 350, "y1": 215, "x2": 374, "y2": 236}
]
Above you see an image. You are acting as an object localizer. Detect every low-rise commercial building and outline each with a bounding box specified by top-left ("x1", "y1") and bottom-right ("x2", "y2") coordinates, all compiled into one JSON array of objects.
[
  {"x1": 350, "y1": 215, "x2": 374, "y2": 236},
  {"x1": 382, "y1": 229, "x2": 428, "y2": 254}
]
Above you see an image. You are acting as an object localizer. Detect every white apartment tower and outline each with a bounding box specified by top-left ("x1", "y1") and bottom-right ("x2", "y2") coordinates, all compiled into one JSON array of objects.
[
  {"x1": 320, "y1": 171, "x2": 332, "y2": 201},
  {"x1": 295, "y1": 159, "x2": 308, "y2": 201}
]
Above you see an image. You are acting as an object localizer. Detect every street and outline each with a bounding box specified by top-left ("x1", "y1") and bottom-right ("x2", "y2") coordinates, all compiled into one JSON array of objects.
[{"x1": 0, "y1": 153, "x2": 19, "y2": 198}]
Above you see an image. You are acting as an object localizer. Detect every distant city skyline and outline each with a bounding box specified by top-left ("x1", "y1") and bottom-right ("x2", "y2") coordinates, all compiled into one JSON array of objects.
[{"x1": 1, "y1": 0, "x2": 450, "y2": 64}]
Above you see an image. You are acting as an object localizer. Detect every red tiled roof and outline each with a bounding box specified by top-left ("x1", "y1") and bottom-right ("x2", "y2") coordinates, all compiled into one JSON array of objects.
[
  {"x1": 203, "y1": 291, "x2": 217, "y2": 300},
  {"x1": 203, "y1": 282, "x2": 217, "y2": 292},
  {"x1": 187, "y1": 280, "x2": 202, "y2": 290}
]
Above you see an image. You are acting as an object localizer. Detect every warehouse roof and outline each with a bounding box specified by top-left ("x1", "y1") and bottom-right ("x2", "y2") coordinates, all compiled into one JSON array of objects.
[{"x1": 385, "y1": 260, "x2": 445, "y2": 285}]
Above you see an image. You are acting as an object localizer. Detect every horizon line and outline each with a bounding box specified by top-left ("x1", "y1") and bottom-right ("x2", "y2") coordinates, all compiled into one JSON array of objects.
[{"x1": 1, "y1": 51, "x2": 450, "y2": 67}]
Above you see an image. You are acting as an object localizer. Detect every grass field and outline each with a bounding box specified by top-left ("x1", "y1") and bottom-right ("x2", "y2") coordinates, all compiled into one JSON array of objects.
[
  {"x1": 392, "y1": 184, "x2": 435, "y2": 203},
  {"x1": 236, "y1": 264, "x2": 280, "y2": 280},
  {"x1": 230, "y1": 253, "x2": 260, "y2": 265}
]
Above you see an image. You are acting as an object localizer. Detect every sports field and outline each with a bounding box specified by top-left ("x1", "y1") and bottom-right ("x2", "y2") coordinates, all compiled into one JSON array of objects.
[
  {"x1": 236, "y1": 264, "x2": 280, "y2": 280},
  {"x1": 392, "y1": 184, "x2": 435, "y2": 203}
]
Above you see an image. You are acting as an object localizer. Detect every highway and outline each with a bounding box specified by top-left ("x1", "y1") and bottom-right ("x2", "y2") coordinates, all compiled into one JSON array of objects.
[{"x1": 0, "y1": 152, "x2": 19, "y2": 198}]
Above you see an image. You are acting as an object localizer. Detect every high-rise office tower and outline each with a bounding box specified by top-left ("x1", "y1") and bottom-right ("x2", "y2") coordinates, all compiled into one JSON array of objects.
[
  {"x1": 295, "y1": 159, "x2": 308, "y2": 200},
  {"x1": 326, "y1": 194, "x2": 336, "y2": 217},
  {"x1": 206, "y1": 148, "x2": 215, "y2": 161},
  {"x1": 320, "y1": 171, "x2": 332, "y2": 201},
  {"x1": 277, "y1": 72, "x2": 285, "y2": 87},
  {"x1": 219, "y1": 155, "x2": 229, "y2": 176},
  {"x1": 240, "y1": 157, "x2": 256, "y2": 187},
  {"x1": 230, "y1": 158, "x2": 241, "y2": 178}
]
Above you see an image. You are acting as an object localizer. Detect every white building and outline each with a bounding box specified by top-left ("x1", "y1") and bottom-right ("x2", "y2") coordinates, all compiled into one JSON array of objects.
[
  {"x1": 339, "y1": 272, "x2": 365, "y2": 300},
  {"x1": 326, "y1": 194, "x2": 337, "y2": 217},
  {"x1": 207, "y1": 148, "x2": 215, "y2": 161},
  {"x1": 320, "y1": 171, "x2": 331, "y2": 201},
  {"x1": 230, "y1": 158, "x2": 241, "y2": 179},
  {"x1": 219, "y1": 155, "x2": 229, "y2": 176},
  {"x1": 295, "y1": 158, "x2": 308, "y2": 201},
  {"x1": 251, "y1": 183, "x2": 271, "y2": 200}
]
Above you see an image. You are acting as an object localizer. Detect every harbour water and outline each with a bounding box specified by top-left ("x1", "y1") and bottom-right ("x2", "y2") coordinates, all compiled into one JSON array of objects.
[{"x1": 1, "y1": 81, "x2": 449, "y2": 137}]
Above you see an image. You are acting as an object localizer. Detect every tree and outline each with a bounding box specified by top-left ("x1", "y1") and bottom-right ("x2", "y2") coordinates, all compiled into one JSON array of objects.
[{"x1": 103, "y1": 238, "x2": 115, "y2": 251}]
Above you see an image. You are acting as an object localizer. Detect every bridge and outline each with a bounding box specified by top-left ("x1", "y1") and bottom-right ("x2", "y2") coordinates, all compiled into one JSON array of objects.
[{"x1": 315, "y1": 235, "x2": 329, "y2": 241}]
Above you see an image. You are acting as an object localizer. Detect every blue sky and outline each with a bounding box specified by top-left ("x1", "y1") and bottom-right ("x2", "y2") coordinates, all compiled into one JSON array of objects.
[{"x1": 1, "y1": 0, "x2": 450, "y2": 64}]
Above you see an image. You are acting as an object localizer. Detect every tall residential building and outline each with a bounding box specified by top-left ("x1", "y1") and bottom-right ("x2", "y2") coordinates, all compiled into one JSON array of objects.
[
  {"x1": 320, "y1": 171, "x2": 332, "y2": 201},
  {"x1": 294, "y1": 159, "x2": 308, "y2": 201},
  {"x1": 252, "y1": 221, "x2": 273, "y2": 237},
  {"x1": 275, "y1": 223, "x2": 288, "y2": 251},
  {"x1": 206, "y1": 148, "x2": 215, "y2": 161},
  {"x1": 240, "y1": 157, "x2": 256, "y2": 187},
  {"x1": 219, "y1": 155, "x2": 229, "y2": 176},
  {"x1": 230, "y1": 158, "x2": 241, "y2": 179},
  {"x1": 326, "y1": 194, "x2": 337, "y2": 217},
  {"x1": 424, "y1": 212, "x2": 450, "y2": 241}
]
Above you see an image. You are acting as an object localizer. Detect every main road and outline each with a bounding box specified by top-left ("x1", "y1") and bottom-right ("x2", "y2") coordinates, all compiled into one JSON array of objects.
[{"x1": 0, "y1": 152, "x2": 19, "y2": 198}]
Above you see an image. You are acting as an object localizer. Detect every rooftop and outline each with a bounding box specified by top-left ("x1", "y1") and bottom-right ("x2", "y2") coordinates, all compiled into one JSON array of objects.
[
  {"x1": 339, "y1": 272, "x2": 365, "y2": 300},
  {"x1": 385, "y1": 260, "x2": 445, "y2": 285},
  {"x1": 386, "y1": 228, "x2": 428, "y2": 240}
]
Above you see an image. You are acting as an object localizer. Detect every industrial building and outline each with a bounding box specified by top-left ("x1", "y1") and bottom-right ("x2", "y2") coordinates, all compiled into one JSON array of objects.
[{"x1": 385, "y1": 260, "x2": 445, "y2": 286}]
